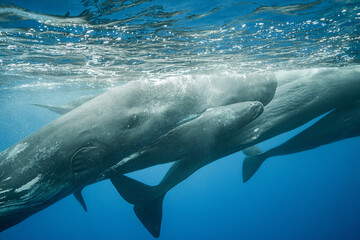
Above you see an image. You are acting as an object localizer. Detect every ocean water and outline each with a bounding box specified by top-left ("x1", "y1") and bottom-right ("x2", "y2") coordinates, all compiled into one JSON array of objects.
[{"x1": 0, "y1": 0, "x2": 360, "y2": 239}]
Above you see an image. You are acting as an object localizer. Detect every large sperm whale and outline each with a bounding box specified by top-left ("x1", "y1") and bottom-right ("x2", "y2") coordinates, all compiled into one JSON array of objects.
[
  {"x1": 0, "y1": 72, "x2": 276, "y2": 232},
  {"x1": 109, "y1": 66, "x2": 360, "y2": 238},
  {"x1": 242, "y1": 100, "x2": 360, "y2": 182}
]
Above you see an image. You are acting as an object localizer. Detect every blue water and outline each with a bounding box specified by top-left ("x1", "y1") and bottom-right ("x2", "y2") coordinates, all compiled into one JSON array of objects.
[{"x1": 1, "y1": 0, "x2": 360, "y2": 239}]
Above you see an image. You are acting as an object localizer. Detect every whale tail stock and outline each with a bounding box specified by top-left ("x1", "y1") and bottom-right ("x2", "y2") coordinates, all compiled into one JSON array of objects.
[
  {"x1": 108, "y1": 170, "x2": 164, "y2": 238},
  {"x1": 242, "y1": 145, "x2": 267, "y2": 183}
]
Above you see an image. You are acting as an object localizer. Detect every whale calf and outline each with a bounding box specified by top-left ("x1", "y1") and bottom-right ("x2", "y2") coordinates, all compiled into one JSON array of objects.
[
  {"x1": 0, "y1": 72, "x2": 276, "y2": 232},
  {"x1": 242, "y1": 100, "x2": 360, "y2": 182},
  {"x1": 109, "y1": 101, "x2": 264, "y2": 175}
]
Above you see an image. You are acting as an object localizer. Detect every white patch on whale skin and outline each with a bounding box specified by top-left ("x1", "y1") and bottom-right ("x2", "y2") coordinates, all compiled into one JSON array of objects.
[
  {"x1": 33, "y1": 142, "x2": 60, "y2": 162},
  {"x1": 0, "y1": 189, "x2": 12, "y2": 194},
  {"x1": 2, "y1": 177, "x2": 12, "y2": 182},
  {"x1": 22, "y1": 141, "x2": 61, "y2": 172},
  {"x1": 14, "y1": 174, "x2": 42, "y2": 193},
  {"x1": 6, "y1": 142, "x2": 29, "y2": 161},
  {"x1": 250, "y1": 128, "x2": 261, "y2": 140},
  {"x1": 113, "y1": 152, "x2": 140, "y2": 168}
]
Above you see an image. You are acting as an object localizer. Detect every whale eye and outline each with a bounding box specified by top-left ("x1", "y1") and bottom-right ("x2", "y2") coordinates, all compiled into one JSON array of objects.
[
  {"x1": 123, "y1": 114, "x2": 142, "y2": 129},
  {"x1": 70, "y1": 146, "x2": 107, "y2": 173}
]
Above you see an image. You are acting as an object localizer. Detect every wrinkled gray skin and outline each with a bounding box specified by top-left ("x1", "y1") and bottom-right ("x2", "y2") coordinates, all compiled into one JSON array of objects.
[
  {"x1": 242, "y1": 100, "x2": 360, "y2": 182},
  {"x1": 0, "y1": 72, "x2": 276, "y2": 231},
  {"x1": 122, "y1": 66, "x2": 360, "y2": 210}
]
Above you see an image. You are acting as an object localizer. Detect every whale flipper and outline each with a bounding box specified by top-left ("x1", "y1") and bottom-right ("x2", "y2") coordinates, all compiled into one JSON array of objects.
[
  {"x1": 242, "y1": 153, "x2": 267, "y2": 183},
  {"x1": 243, "y1": 145, "x2": 264, "y2": 156},
  {"x1": 73, "y1": 189, "x2": 87, "y2": 212},
  {"x1": 109, "y1": 170, "x2": 163, "y2": 238},
  {"x1": 242, "y1": 145, "x2": 266, "y2": 182}
]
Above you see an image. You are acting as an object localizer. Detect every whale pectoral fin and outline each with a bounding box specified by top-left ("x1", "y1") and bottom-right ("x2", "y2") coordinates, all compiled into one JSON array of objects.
[
  {"x1": 73, "y1": 189, "x2": 87, "y2": 212},
  {"x1": 242, "y1": 145, "x2": 267, "y2": 183},
  {"x1": 31, "y1": 103, "x2": 71, "y2": 115},
  {"x1": 109, "y1": 170, "x2": 163, "y2": 238},
  {"x1": 242, "y1": 145, "x2": 264, "y2": 156},
  {"x1": 242, "y1": 153, "x2": 267, "y2": 183}
]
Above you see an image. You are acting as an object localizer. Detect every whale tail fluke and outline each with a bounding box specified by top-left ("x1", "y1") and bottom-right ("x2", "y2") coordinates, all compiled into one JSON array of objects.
[
  {"x1": 31, "y1": 103, "x2": 70, "y2": 115},
  {"x1": 133, "y1": 193, "x2": 164, "y2": 239},
  {"x1": 31, "y1": 94, "x2": 100, "y2": 115},
  {"x1": 109, "y1": 170, "x2": 164, "y2": 238}
]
